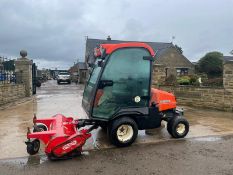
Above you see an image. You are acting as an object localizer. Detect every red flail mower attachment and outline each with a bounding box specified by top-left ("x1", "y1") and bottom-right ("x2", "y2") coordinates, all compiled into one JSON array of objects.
[{"x1": 25, "y1": 114, "x2": 97, "y2": 160}]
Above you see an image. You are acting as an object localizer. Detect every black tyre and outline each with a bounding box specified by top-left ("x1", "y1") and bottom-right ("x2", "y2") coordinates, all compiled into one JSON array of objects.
[
  {"x1": 99, "y1": 123, "x2": 108, "y2": 132},
  {"x1": 33, "y1": 124, "x2": 47, "y2": 132},
  {"x1": 167, "y1": 116, "x2": 189, "y2": 138},
  {"x1": 57, "y1": 81, "x2": 60, "y2": 85},
  {"x1": 27, "y1": 139, "x2": 40, "y2": 155},
  {"x1": 108, "y1": 117, "x2": 138, "y2": 147},
  {"x1": 167, "y1": 117, "x2": 176, "y2": 135}
]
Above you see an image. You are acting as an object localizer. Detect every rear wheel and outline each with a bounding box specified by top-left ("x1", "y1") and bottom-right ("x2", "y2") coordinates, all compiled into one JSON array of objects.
[
  {"x1": 108, "y1": 117, "x2": 138, "y2": 147},
  {"x1": 167, "y1": 116, "x2": 189, "y2": 138}
]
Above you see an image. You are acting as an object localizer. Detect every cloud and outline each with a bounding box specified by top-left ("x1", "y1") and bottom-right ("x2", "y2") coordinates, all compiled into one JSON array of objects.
[{"x1": 0, "y1": 0, "x2": 233, "y2": 69}]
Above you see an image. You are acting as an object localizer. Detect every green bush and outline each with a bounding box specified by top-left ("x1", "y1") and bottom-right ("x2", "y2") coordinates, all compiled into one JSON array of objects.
[
  {"x1": 177, "y1": 76, "x2": 191, "y2": 85},
  {"x1": 189, "y1": 75, "x2": 198, "y2": 85}
]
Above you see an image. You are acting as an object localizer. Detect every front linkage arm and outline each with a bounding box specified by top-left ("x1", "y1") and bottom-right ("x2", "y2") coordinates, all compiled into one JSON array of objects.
[{"x1": 76, "y1": 119, "x2": 101, "y2": 132}]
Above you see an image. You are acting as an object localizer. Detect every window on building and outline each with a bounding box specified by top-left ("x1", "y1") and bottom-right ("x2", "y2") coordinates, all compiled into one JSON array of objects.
[{"x1": 176, "y1": 68, "x2": 188, "y2": 76}]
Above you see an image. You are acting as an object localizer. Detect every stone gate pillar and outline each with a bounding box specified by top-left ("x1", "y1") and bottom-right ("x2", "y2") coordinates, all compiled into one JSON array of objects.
[
  {"x1": 15, "y1": 50, "x2": 32, "y2": 97},
  {"x1": 223, "y1": 58, "x2": 233, "y2": 111},
  {"x1": 223, "y1": 60, "x2": 233, "y2": 90}
]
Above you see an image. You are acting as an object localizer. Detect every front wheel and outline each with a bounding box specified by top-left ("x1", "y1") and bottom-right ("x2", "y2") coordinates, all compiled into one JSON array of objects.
[
  {"x1": 167, "y1": 116, "x2": 189, "y2": 138},
  {"x1": 26, "y1": 139, "x2": 40, "y2": 155},
  {"x1": 108, "y1": 117, "x2": 138, "y2": 147},
  {"x1": 99, "y1": 123, "x2": 108, "y2": 132}
]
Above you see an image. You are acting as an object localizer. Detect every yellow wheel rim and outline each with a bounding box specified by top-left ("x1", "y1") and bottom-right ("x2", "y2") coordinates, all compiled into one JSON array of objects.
[
  {"x1": 176, "y1": 123, "x2": 186, "y2": 135},
  {"x1": 117, "y1": 125, "x2": 133, "y2": 142}
]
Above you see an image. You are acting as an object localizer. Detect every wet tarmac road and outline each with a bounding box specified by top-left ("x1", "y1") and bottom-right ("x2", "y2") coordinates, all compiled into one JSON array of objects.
[
  {"x1": 0, "y1": 80, "x2": 233, "y2": 160},
  {"x1": 1, "y1": 135, "x2": 233, "y2": 175}
]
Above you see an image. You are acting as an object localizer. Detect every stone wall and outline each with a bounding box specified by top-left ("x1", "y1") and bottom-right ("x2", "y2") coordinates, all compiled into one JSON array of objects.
[
  {"x1": 157, "y1": 85, "x2": 233, "y2": 112},
  {"x1": 151, "y1": 56, "x2": 233, "y2": 112},
  {"x1": 152, "y1": 64, "x2": 166, "y2": 87},
  {"x1": 0, "y1": 84, "x2": 26, "y2": 106}
]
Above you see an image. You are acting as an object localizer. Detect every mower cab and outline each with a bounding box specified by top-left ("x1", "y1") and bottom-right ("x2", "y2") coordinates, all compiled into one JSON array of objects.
[{"x1": 82, "y1": 42, "x2": 189, "y2": 147}]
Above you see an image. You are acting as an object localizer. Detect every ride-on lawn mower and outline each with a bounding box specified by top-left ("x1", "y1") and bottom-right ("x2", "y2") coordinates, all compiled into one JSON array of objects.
[{"x1": 26, "y1": 42, "x2": 189, "y2": 159}]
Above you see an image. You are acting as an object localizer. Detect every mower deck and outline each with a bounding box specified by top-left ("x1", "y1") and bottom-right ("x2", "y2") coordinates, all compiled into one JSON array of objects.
[{"x1": 26, "y1": 114, "x2": 97, "y2": 160}]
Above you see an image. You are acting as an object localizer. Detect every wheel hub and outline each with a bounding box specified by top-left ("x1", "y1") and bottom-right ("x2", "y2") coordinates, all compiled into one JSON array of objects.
[
  {"x1": 117, "y1": 125, "x2": 133, "y2": 142},
  {"x1": 33, "y1": 141, "x2": 40, "y2": 151},
  {"x1": 176, "y1": 123, "x2": 186, "y2": 135}
]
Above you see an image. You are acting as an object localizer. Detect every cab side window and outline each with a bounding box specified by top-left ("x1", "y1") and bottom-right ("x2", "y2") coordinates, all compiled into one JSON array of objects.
[{"x1": 93, "y1": 48, "x2": 151, "y2": 119}]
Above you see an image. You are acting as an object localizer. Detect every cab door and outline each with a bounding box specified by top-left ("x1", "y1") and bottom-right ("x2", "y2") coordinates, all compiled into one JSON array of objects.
[{"x1": 92, "y1": 47, "x2": 152, "y2": 119}]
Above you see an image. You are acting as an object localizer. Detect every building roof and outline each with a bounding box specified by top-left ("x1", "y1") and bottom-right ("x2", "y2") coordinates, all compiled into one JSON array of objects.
[
  {"x1": 223, "y1": 56, "x2": 233, "y2": 62},
  {"x1": 85, "y1": 38, "x2": 174, "y2": 64},
  {"x1": 77, "y1": 62, "x2": 87, "y2": 70},
  {"x1": 69, "y1": 62, "x2": 87, "y2": 73}
]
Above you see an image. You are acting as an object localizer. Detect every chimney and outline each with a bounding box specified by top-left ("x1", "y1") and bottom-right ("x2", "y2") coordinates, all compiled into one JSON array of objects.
[{"x1": 107, "y1": 35, "x2": 111, "y2": 41}]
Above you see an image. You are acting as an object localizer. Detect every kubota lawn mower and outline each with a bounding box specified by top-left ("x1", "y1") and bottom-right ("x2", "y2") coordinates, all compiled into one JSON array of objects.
[{"x1": 26, "y1": 42, "x2": 189, "y2": 159}]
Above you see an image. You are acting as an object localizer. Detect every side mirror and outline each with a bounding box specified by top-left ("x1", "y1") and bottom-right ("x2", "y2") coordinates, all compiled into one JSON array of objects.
[
  {"x1": 98, "y1": 60, "x2": 104, "y2": 67},
  {"x1": 101, "y1": 48, "x2": 107, "y2": 59},
  {"x1": 88, "y1": 63, "x2": 95, "y2": 68},
  {"x1": 143, "y1": 56, "x2": 154, "y2": 61},
  {"x1": 98, "y1": 80, "x2": 113, "y2": 89}
]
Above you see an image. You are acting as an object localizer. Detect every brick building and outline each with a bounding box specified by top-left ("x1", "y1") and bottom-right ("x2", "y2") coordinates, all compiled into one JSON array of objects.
[
  {"x1": 69, "y1": 62, "x2": 88, "y2": 83},
  {"x1": 85, "y1": 37, "x2": 194, "y2": 80}
]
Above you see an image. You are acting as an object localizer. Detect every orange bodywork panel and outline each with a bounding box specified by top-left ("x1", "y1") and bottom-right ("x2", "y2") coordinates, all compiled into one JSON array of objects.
[
  {"x1": 150, "y1": 88, "x2": 177, "y2": 112},
  {"x1": 94, "y1": 89, "x2": 104, "y2": 107},
  {"x1": 100, "y1": 42, "x2": 156, "y2": 57}
]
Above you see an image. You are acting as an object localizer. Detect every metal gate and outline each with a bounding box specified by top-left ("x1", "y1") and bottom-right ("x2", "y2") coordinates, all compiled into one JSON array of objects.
[{"x1": 32, "y1": 63, "x2": 37, "y2": 94}]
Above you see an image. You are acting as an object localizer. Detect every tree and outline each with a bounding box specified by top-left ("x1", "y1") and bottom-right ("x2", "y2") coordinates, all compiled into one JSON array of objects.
[
  {"x1": 198, "y1": 51, "x2": 223, "y2": 78},
  {"x1": 174, "y1": 44, "x2": 183, "y2": 54},
  {"x1": 3, "y1": 60, "x2": 15, "y2": 71}
]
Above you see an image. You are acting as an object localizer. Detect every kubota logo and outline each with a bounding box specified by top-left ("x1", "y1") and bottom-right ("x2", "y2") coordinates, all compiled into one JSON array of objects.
[
  {"x1": 62, "y1": 140, "x2": 77, "y2": 150},
  {"x1": 160, "y1": 100, "x2": 171, "y2": 104}
]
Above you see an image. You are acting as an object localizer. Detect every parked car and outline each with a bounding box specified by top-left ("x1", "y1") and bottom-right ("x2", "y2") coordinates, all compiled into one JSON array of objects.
[{"x1": 57, "y1": 72, "x2": 71, "y2": 84}]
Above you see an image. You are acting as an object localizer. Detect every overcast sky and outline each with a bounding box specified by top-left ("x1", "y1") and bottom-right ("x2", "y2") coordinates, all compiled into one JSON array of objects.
[{"x1": 0, "y1": 0, "x2": 233, "y2": 69}]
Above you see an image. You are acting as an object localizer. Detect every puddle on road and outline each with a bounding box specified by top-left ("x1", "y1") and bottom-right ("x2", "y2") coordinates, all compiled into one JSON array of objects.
[
  {"x1": 0, "y1": 80, "x2": 233, "y2": 160},
  {"x1": 192, "y1": 136, "x2": 223, "y2": 142},
  {"x1": 36, "y1": 94, "x2": 54, "y2": 99}
]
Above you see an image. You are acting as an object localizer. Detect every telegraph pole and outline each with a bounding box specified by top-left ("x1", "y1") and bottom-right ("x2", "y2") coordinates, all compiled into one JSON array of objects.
[{"x1": 230, "y1": 50, "x2": 233, "y2": 55}]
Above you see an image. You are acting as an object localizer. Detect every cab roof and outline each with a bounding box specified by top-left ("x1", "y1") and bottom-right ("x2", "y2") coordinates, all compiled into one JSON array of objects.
[{"x1": 100, "y1": 42, "x2": 155, "y2": 57}]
